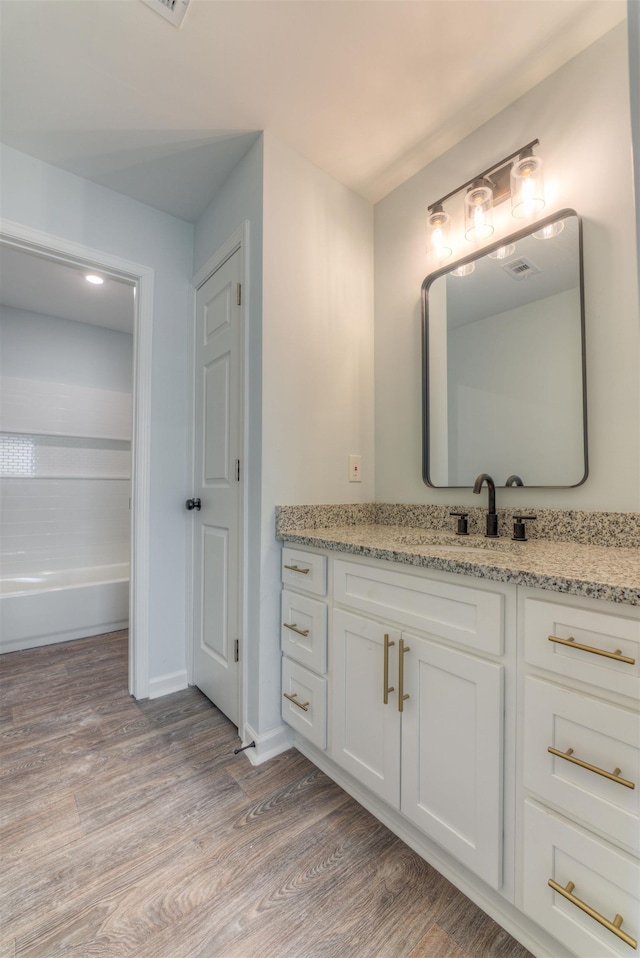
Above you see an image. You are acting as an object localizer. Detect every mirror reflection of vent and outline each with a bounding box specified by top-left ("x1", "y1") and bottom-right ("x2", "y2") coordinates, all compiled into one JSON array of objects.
[
  {"x1": 141, "y1": 0, "x2": 190, "y2": 27},
  {"x1": 502, "y1": 257, "x2": 541, "y2": 281}
]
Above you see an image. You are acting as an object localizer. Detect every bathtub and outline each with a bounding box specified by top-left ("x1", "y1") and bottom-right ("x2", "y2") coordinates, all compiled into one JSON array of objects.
[{"x1": 0, "y1": 563, "x2": 129, "y2": 653}]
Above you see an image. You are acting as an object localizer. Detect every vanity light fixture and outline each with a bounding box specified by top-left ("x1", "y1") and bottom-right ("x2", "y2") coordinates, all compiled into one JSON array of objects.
[
  {"x1": 427, "y1": 139, "x2": 545, "y2": 257},
  {"x1": 426, "y1": 204, "x2": 453, "y2": 261},
  {"x1": 85, "y1": 274, "x2": 104, "y2": 285},
  {"x1": 511, "y1": 148, "x2": 545, "y2": 218},
  {"x1": 464, "y1": 179, "x2": 494, "y2": 242}
]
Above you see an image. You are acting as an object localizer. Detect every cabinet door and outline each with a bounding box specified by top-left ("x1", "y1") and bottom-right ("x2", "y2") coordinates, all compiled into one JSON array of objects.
[
  {"x1": 332, "y1": 610, "x2": 401, "y2": 807},
  {"x1": 401, "y1": 632, "x2": 504, "y2": 889}
]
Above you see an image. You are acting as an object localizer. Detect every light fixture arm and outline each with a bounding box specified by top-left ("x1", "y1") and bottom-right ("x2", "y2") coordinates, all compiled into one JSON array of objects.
[{"x1": 427, "y1": 139, "x2": 539, "y2": 212}]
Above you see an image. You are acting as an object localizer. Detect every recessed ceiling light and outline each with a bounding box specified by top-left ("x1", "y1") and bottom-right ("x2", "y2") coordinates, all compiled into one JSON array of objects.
[{"x1": 85, "y1": 274, "x2": 104, "y2": 285}]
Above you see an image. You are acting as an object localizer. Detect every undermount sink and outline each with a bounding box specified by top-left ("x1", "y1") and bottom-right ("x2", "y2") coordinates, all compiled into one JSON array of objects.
[{"x1": 391, "y1": 531, "x2": 522, "y2": 554}]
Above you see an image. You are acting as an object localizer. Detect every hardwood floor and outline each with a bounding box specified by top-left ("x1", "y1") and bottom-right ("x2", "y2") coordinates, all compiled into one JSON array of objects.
[{"x1": 1, "y1": 633, "x2": 533, "y2": 958}]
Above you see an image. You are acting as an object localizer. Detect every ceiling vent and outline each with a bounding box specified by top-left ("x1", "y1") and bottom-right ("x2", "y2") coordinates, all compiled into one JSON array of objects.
[
  {"x1": 141, "y1": 0, "x2": 190, "y2": 27},
  {"x1": 502, "y1": 257, "x2": 541, "y2": 281}
]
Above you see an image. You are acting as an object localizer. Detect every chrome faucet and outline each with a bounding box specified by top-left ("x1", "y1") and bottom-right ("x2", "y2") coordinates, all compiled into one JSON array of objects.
[{"x1": 473, "y1": 473, "x2": 499, "y2": 537}]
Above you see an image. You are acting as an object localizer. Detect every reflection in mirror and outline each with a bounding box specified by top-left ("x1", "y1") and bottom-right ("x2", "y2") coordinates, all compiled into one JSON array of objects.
[{"x1": 422, "y1": 209, "x2": 587, "y2": 488}]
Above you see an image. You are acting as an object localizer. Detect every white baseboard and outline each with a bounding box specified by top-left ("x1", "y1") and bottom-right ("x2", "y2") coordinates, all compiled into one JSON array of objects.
[
  {"x1": 240, "y1": 721, "x2": 294, "y2": 765},
  {"x1": 147, "y1": 670, "x2": 189, "y2": 699},
  {"x1": 0, "y1": 621, "x2": 128, "y2": 655}
]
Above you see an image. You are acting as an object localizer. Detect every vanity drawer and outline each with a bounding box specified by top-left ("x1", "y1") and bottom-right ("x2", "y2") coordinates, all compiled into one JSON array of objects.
[
  {"x1": 281, "y1": 657, "x2": 327, "y2": 750},
  {"x1": 523, "y1": 597, "x2": 640, "y2": 699},
  {"x1": 333, "y1": 559, "x2": 504, "y2": 655},
  {"x1": 523, "y1": 799, "x2": 639, "y2": 957},
  {"x1": 523, "y1": 677, "x2": 639, "y2": 853},
  {"x1": 281, "y1": 589, "x2": 327, "y2": 673},
  {"x1": 282, "y1": 547, "x2": 327, "y2": 596}
]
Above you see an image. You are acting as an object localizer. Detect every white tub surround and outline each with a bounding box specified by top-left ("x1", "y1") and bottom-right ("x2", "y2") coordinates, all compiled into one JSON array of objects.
[
  {"x1": 1, "y1": 563, "x2": 129, "y2": 653},
  {"x1": 276, "y1": 505, "x2": 639, "y2": 958}
]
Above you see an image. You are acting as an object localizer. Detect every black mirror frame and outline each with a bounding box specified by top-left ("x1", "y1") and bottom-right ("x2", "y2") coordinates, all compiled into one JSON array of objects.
[{"x1": 421, "y1": 208, "x2": 588, "y2": 489}]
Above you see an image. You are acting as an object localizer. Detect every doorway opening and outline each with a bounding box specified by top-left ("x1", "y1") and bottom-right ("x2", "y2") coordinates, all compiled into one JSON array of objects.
[{"x1": 0, "y1": 222, "x2": 154, "y2": 697}]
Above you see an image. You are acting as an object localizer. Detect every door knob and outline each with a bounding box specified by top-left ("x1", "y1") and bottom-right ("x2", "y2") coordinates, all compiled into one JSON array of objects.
[{"x1": 185, "y1": 498, "x2": 201, "y2": 511}]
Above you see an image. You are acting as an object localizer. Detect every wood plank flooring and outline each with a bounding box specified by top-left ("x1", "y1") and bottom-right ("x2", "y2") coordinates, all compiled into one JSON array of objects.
[{"x1": 1, "y1": 632, "x2": 534, "y2": 958}]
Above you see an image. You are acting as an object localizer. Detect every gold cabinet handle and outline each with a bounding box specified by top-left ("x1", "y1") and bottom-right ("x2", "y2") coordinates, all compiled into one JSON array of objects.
[
  {"x1": 398, "y1": 638, "x2": 410, "y2": 713},
  {"x1": 284, "y1": 564, "x2": 310, "y2": 575},
  {"x1": 383, "y1": 633, "x2": 395, "y2": 705},
  {"x1": 548, "y1": 746, "x2": 635, "y2": 789},
  {"x1": 283, "y1": 622, "x2": 310, "y2": 637},
  {"x1": 548, "y1": 879, "x2": 637, "y2": 949},
  {"x1": 548, "y1": 634, "x2": 635, "y2": 665},
  {"x1": 283, "y1": 692, "x2": 310, "y2": 712}
]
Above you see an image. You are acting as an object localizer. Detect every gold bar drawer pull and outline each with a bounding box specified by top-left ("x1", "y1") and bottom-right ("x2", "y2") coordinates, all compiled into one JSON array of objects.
[
  {"x1": 283, "y1": 622, "x2": 310, "y2": 637},
  {"x1": 283, "y1": 692, "x2": 310, "y2": 712},
  {"x1": 383, "y1": 633, "x2": 395, "y2": 705},
  {"x1": 284, "y1": 564, "x2": 310, "y2": 574},
  {"x1": 398, "y1": 638, "x2": 410, "y2": 713},
  {"x1": 548, "y1": 634, "x2": 636, "y2": 665},
  {"x1": 548, "y1": 746, "x2": 635, "y2": 789},
  {"x1": 548, "y1": 879, "x2": 638, "y2": 949}
]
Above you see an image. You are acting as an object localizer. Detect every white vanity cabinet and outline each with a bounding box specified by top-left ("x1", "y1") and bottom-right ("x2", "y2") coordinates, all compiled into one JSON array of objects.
[
  {"x1": 331, "y1": 559, "x2": 507, "y2": 890},
  {"x1": 519, "y1": 590, "x2": 640, "y2": 957},
  {"x1": 278, "y1": 537, "x2": 640, "y2": 957},
  {"x1": 280, "y1": 546, "x2": 328, "y2": 749}
]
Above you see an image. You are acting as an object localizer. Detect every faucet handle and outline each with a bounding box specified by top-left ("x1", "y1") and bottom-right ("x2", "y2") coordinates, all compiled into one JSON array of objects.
[
  {"x1": 449, "y1": 511, "x2": 469, "y2": 536},
  {"x1": 513, "y1": 515, "x2": 537, "y2": 541}
]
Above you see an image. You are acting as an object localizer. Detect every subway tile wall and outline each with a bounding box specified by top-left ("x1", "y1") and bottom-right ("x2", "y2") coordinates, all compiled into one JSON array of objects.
[
  {"x1": 0, "y1": 377, "x2": 132, "y2": 577},
  {"x1": 0, "y1": 434, "x2": 131, "y2": 479},
  {"x1": 0, "y1": 376, "x2": 132, "y2": 438},
  {"x1": 0, "y1": 479, "x2": 131, "y2": 575}
]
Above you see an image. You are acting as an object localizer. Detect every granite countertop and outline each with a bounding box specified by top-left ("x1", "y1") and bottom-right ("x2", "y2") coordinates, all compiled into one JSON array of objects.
[{"x1": 278, "y1": 523, "x2": 640, "y2": 606}]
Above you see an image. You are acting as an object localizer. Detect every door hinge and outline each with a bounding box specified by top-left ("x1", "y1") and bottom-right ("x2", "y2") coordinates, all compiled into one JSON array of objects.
[
  {"x1": 235, "y1": 458, "x2": 240, "y2": 482},
  {"x1": 234, "y1": 639, "x2": 240, "y2": 663},
  {"x1": 236, "y1": 283, "x2": 242, "y2": 306}
]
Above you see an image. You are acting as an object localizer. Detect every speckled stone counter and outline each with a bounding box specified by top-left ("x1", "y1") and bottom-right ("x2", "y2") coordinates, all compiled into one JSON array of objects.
[{"x1": 276, "y1": 506, "x2": 640, "y2": 606}]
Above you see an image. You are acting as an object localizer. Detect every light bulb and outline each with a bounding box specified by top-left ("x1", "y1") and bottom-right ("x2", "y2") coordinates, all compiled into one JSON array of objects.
[
  {"x1": 464, "y1": 181, "x2": 494, "y2": 242},
  {"x1": 511, "y1": 153, "x2": 545, "y2": 218},
  {"x1": 85, "y1": 274, "x2": 104, "y2": 285},
  {"x1": 427, "y1": 205, "x2": 452, "y2": 261}
]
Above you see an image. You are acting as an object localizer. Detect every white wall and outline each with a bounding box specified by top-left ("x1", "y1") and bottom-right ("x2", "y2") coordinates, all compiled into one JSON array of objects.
[
  {"x1": 0, "y1": 144, "x2": 194, "y2": 683},
  {"x1": 260, "y1": 132, "x2": 375, "y2": 733},
  {"x1": 629, "y1": 0, "x2": 640, "y2": 264},
  {"x1": 374, "y1": 22, "x2": 639, "y2": 512},
  {"x1": 0, "y1": 307, "x2": 133, "y2": 577}
]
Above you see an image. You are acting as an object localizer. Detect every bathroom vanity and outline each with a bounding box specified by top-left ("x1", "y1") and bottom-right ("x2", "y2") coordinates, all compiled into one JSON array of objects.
[{"x1": 277, "y1": 506, "x2": 639, "y2": 958}]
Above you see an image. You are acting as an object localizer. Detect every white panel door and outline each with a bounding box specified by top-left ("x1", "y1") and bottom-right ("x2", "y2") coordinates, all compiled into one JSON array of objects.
[
  {"x1": 192, "y1": 249, "x2": 242, "y2": 725},
  {"x1": 401, "y1": 632, "x2": 504, "y2": 889}
]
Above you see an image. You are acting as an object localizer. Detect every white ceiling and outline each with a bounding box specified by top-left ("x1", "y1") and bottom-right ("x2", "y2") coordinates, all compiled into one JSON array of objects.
[
  {"x1": 0, "y1": 246, "x2": 135, "y2": 334},
  {"x1": 0, "y1": 0, "x2": 626, "y2": 223},
  {"x1": 0, "y1": 0, "x2": 626, "y2": 332}
]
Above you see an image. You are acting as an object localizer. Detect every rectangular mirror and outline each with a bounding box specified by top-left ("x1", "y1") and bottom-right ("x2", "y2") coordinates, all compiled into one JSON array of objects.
[{"x1": 422, "y1": 209, "x2": 587, "y2": 488}]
